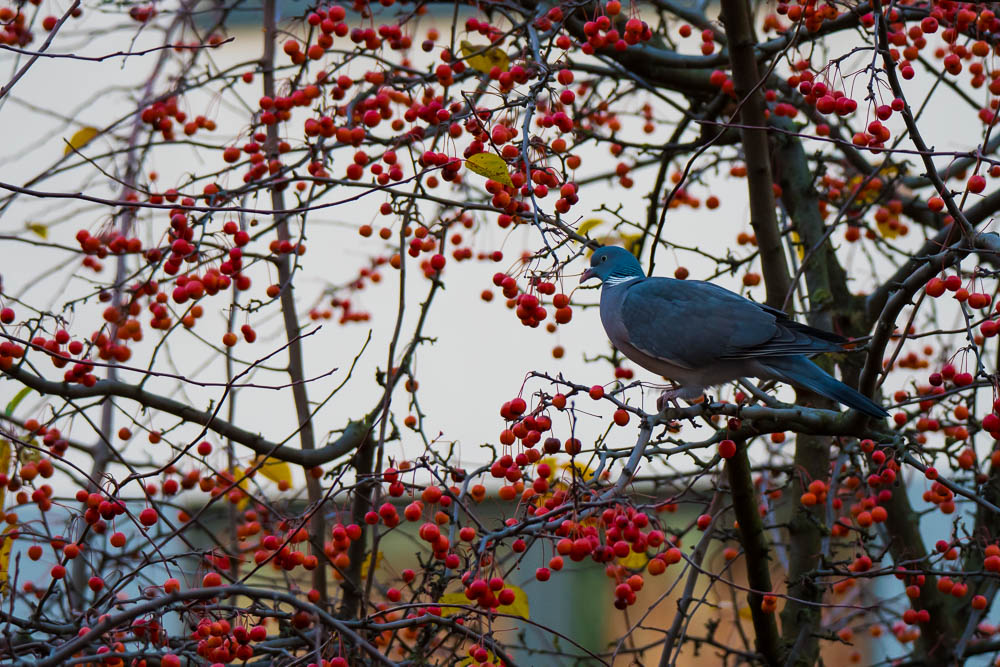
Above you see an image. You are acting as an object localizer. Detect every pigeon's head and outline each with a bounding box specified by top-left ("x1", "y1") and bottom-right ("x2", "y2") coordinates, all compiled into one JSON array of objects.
[{"x1": 580, "y1": 246, "x2": 644, "y2": 284}]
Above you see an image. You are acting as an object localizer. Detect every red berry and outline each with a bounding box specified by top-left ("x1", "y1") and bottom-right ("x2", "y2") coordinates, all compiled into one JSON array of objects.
[
  {"x1": 925, "y1": 278, "x2": 945, "y2": 297},
  {"x1": 497, "y1": 588, "x2": 516, "y2": 605},
  {"x1": 718, "y1": 439, "x2": 737, "y2": 459},
  {"x1": 984, "y1": 414, "x2": 1000, "y2": 431}
]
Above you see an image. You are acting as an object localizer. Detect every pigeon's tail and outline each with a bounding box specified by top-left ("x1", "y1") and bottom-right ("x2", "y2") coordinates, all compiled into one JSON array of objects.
[{"x1": 760, "y1": 356, "x2": 889, "y2": 419}]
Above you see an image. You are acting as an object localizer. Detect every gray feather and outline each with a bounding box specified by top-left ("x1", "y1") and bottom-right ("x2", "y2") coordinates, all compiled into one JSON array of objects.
[
  {"x1": 618, "y1": 278, "x2": 842, "y2": 367},
  {"x1": 583, "y1": 246, "x2": 886, "y2": 417}
]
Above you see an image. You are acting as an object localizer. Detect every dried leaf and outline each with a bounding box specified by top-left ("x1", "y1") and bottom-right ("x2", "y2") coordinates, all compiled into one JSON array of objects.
[
  {"x1": 465, "y1": 153, "x2": 513, "y2": 187},
  {"x1": 64, "y1": 126, "x2": 99, "y2": 156},
  {"x1": 253, "y1": 456, "x2": 292, "y2": 486},
  {"x1": 460, "y1": 40, "x2": 509, "y2": 74}
]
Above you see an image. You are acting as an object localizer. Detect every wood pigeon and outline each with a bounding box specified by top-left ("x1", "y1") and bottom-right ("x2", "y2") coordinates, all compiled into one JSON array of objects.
[{"x1": 580, "y1": 246, "x2": 887, "y2": 418}]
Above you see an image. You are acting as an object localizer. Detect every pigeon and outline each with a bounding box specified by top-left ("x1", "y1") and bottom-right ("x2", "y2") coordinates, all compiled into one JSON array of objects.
[{"x1": 580, "y1": 246, "x2": 887, "y2": 418}]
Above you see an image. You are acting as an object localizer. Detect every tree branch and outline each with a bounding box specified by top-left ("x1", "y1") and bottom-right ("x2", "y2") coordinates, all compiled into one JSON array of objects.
[
  {"x1": 720, "y1": 0, "x2": 792, "y2": 310},
  {"x1": 1, "y1": 364, "x2": 370, "y2": 467},
  {"x1": 726, "y1": 438, "x2": 781, "y2": 665}
]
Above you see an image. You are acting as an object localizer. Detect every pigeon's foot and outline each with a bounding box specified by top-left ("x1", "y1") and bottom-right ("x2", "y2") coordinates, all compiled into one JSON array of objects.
[
  {"x1": 656, "y1": 385, "x2": 707, "y2": 410},
  {"x1": 655, "y1": 388, "x2": 681, "y2": 413},
  {"x1": 656, "y1": 386, "x2": 707, "y2": 427}
]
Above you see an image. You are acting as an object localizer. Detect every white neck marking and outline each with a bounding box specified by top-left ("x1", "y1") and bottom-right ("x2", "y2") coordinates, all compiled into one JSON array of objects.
[{"x1": 603, "y1": 275, "x2": 641, "y2": 288}]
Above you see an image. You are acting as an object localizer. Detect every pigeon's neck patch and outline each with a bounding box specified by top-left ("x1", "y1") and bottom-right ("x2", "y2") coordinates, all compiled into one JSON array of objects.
[{"x1": 604, "y1": 274, "x2": 641, "y2": 287}]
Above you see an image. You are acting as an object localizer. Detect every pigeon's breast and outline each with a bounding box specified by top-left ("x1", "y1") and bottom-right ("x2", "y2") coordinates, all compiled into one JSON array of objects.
[{"x1": 600, "y1": 285, "x2": 690, "y2": 379}]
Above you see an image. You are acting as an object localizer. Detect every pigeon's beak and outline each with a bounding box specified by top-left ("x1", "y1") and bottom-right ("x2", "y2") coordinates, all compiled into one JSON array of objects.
[{"x1": 580, "y1": 268, "x2": 596, "y2": 283}]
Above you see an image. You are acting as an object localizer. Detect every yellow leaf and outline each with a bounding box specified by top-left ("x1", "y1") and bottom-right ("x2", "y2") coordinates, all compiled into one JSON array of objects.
[
  {"x1": 497, "y1": 584, "x2": 530, "y2": 618},
  {"x1": 877, "y1": 220, "x2": 900, "y2": 239},
  {"x1": 230, "y1": 466, "x2": 251, "y2": 491},
  {"x1": 0, "y1": 440, "x2": 8, "y2": 511},
  {"x1": 437, "y1": 592, "x2": 471, "y2": 617},
  {"x1": 738, "y1": 603, "x2": 753, "y2": 620},
  {"x1": 789, "y1": 230, "x2": 805, "y2": 260},
  {"x1": 360, "y1": 550, "x2": 382, "y2": 578},
  {"x1": 465, "y1": 153, "x2": 513, "y2": 187},
  {"x1": 619, "y1": 233, "x2": 644, "y2": 257},
  {"x1": 618, "y1": 550, "x2": 649, "y2": 570},
  {"x1": 253, "y1": 456, "x2": 292, "y2": 486},
  {"x1": 25, "y1": 223, "x2": 47, "y2": 239},
  {"x1": 577, "y1": 218, "x2": 604, "y2": 236},
  {"x1": 880, "y1": 163, "x2": 908, "y2": 179},
  {"x1": 64, "y1": 126, "x2": 99, "y2": 156},
  {"x1": 0, "y1": 526, "x2": 13, "y2": 597},
  {"x1": 846, "y1": 174, "x2": 880, "y2": 206},
  {"x1": 231, "y1": 466, "x2": 251, "y2": 511},
  {"x1": 459, "y1": 651, "x2": 501, "y2": 666},
  {"x1": 438, "y1": 584, "x2": 529, "y2": 619},
  {"x1": 460, "y1": 40, "x2": 510, "y2": 74},
  {"x1": 0, "y1": 441, "x2": 9, "y2": 479},
  {"x1": 559, "y1": 460, "x2": 594, "y2": 481},
  {"x1": 538, "y1": 456, "x2": 559, "y2": 482}
]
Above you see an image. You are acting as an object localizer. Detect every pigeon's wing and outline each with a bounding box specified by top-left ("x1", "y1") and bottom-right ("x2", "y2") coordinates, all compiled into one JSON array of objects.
[{"x1": 618, "y1": 278, "x2": 844, "y2": 367}]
